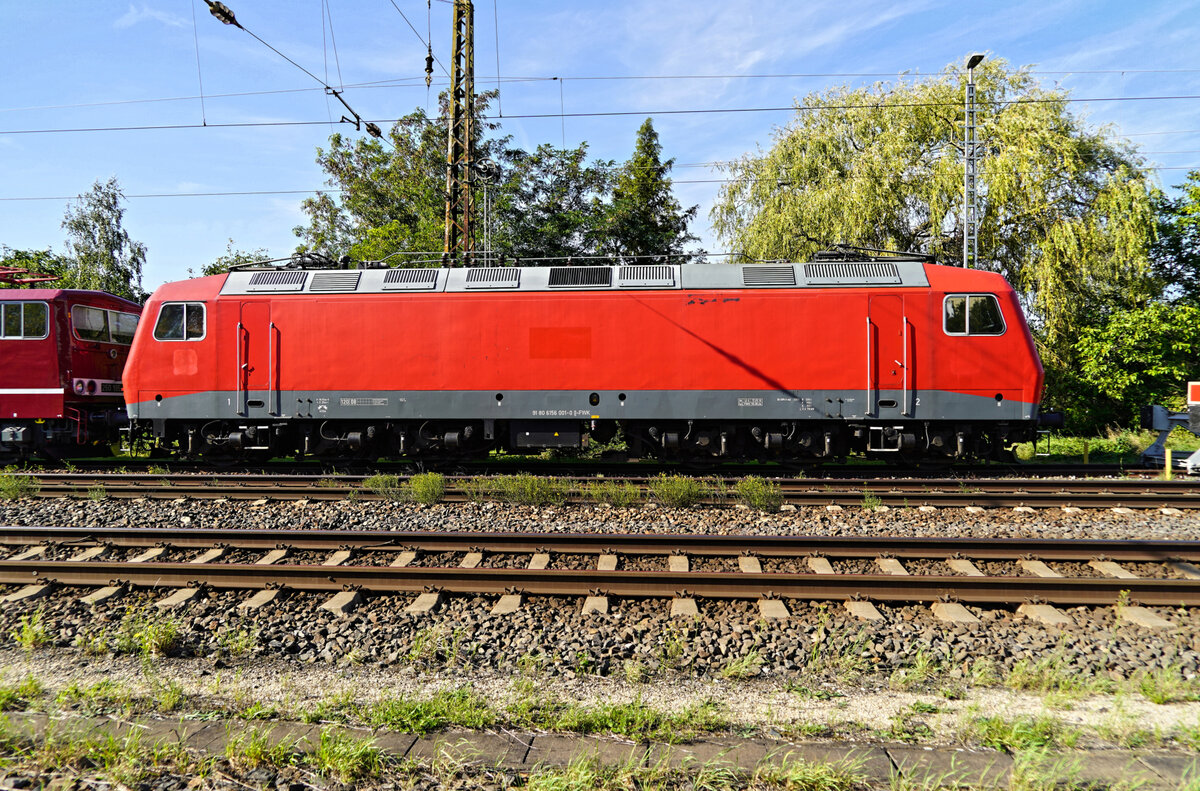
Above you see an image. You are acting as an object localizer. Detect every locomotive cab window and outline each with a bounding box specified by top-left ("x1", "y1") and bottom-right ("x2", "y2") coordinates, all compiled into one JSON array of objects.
[
  {"x1": 1, "y1": 301, "x2": 49, "y2": 339},
  {"x1": 943, "y1": 294, "x2": 1005, "y2": 335},
  {"x1": 154, "y1": 302, "x2": 205, "y2": 341},
  {"x1": 70, "y1": 305, "x2": 140, "y2": 345}
]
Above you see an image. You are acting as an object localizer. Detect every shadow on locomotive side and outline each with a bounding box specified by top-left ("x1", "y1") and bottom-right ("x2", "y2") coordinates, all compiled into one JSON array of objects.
[{"x1": 122, "y1": 252, "x2": 1062, "y2": 463}]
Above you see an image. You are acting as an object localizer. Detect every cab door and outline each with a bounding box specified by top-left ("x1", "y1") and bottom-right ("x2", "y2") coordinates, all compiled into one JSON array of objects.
[
  {"x1": 867, "y1": 296, "x2": 912, "y2": 416},
  {"x1": 237, "y1": 302, "x2": 276, "y2": 415}
]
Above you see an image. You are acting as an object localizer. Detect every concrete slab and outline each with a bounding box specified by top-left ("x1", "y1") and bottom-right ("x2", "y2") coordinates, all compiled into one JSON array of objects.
[
  {"x1": 369, "y1": 731, "x2": 419, "y2": 757},
  {"x1": 887, "y1": 745, "x2": 1011, "y2": 787},
  {"x1": 945, "y1": 558, "x2": 985, "y2": 576},
  {"x1": 8, "y1": 546, "x2": 47, "y2": 561},
  {"x1": 965, "y1": 506, "x2": 985, "y2": 514},
  {"x1": 490, "y1": 593, "x2": 523, "y2": 615},
  {"x1": 1089, "y1": 559, "x2": 1140, "y2": 579},
  {"x1": 807, "y1": 557, "x2": 834, "y2": 575},
  {"x1": 1013, "y1": 506, "x2": 1036, "y2": 513},
  {"x1": 528, "y1": 735, "x2": 646, "y2": 768},
  {"x1": 130, "y1": 547, "x2": 167, "y2": 562},
  {"x1": 668, "y1": 555, "x2": 689, "y2": 573},
  {"x1": 738, "y1": 556, "x2": 763, "y2": 573},
  {"x1": 825, "y1": 505, "x2": 843, "y2": 512},
  {"x1": 876, "y1": 558, "x2": 909, "y2": 575},
  {"x1": 1061, "y1": 506, "x2": 1083, "y2": 514},
  {"x1": 1, "y1": 584, "x2": 53, "y2": 604},
  {"x1": 67, "y1": 546, "x2": 106, "y2": 562},
  {"x1": 155, "y1": 587, "x2": 201, "y2": 609},
  {"x1": 256, "y1": 548, "x2": 289, "y2": 565},
  {"x1": 1017, "y1": 603, "x2": 1072, "y2": 626},
  {"x1": 528, "y1": 553, "x2": 550, "y2": 570},
  {"x1": 1169, "y1": 561, "x2": 1200, "y2": 580},
  {"x1": 1111, "y1": 507, "x2": 1136, "y2": 515},
  {"x1": 597, "y1": 554, "x2": 618, "y2": 571},
  {"x1": 321, "y1": 590, "x2": 363, "y2": 616},
  {"x1": 405, "y1": 590, "x2": 444, "y2": 614},
  {"x1": 239, "y1": 588, "x2": 283, "y2": 610},
  {"x1": 1073, "y1": 752, "x2": 1157, "y2": 788},
  {"x1": 582, "y1": 595, "x2": 609, "y2": 615},
  {"x1": 670, "y1": 597, "x2": 698, "y2": 617},
  {"x1": 460, "y1": 551, "x2": 483, "y2": 569},
  {"x1": 323, "y1": 549, "x2": 353, "y2": 566},
  {"x1": 758, "y1": 599, "x2": 790, "y2": 619},
  {"x1": 409, "y1": 730, "x2": 530, "y2": 768},
  {"x1": 785, "y1": 743, "x2": 895, "y2": 781},
  {"x1": 918, "y1": 505, "x2": 937, "y2": 512},
  {"x1": 844, "y1": 600, "x2": 884, "y2": 621},
  {"x1": 1137, "y1": 753, "x2": 1200, "y2": 788},
  {"x1": 190, "y1": 546, "x2": 228, "y2": 564},
  {"x1": 391, "y1": 550, "x2": 417, "y2": 567},
  {"x1": 1018, "y1": 559, "x2": 1061, "y2": 577},
  {"x1": 1121, "y1": 606, "x2": 1173, "y2": 629},
  {"x1": 80, "y1": 586, "x2": 124, "y2": 606},
  {"x1": 930, "y1": 601, "x2": 980, "y2": 624}
]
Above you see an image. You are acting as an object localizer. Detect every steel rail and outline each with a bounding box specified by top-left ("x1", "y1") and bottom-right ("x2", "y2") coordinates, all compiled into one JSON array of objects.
[
  {"x1": 1, "y1": 560, "x2": 1196, "y2": 606},
  {"x1": 4, "y1": 527, "x2": 1200, "y2": 561}
]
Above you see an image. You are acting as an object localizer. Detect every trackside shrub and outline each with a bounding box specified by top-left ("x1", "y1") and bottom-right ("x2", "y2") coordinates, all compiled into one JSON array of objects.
[
  {"x1": 408, "y1": 472, "x2": 446, "y2": 504},
  {"x1": 734, "y1": 476, "x2": 783, "y2": 512},
  {"x1": 649, "y1": 474, "x2": 709, "y2": 508}
]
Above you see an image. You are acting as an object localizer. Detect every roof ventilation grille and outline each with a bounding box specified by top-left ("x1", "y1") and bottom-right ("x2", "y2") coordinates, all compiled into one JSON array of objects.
[
  {"x1": 742, "y1": 265, "x2": 797, "y2": 287},
  {"x1": 618, "y1": 265, "x2": 675, "y2": 288},
  {"x1": 246, "y1": 270, "x2": 308, "y2": 292},
  {"x1": 803, "y1": 262, "x2": 901, "y2": 285},
  {"x1": 309, "y1": 271, "x2": 362, "y2": 292},
  {"x1": 382, "y1": 268, "x2": 440, "y2": 290},
  {"x1": 465, "y1": 267, "x2": 521, "y2": 289},
  {"x1": 547, "y1": 266, "x2": 613, "y2": 288}
]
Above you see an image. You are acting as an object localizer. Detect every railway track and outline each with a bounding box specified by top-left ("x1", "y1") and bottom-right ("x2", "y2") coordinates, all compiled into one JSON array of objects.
[
  {"x1": 9, "y1": 472, "x2": 1200, "y2": 508},
  {"x1": 2, "y1": 529, "x2": 1199, "y2": 623}
]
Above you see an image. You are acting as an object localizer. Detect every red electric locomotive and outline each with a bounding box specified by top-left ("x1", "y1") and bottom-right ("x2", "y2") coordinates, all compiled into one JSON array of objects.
[
  {"x1": 124, "y1": 255, "x2": 1049, "y2": 461},
  {"x1": 0, "y1": 277, "x2": 141, "y2": 460}
]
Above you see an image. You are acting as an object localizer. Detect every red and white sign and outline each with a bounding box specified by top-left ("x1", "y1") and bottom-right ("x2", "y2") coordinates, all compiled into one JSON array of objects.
[{"x1": 1189, "y1": 381, "x2": 1200, "y2": 405}]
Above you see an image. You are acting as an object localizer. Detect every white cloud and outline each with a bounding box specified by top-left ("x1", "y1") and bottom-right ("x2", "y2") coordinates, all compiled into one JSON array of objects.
[{"x1": 114, "y1": 4, "x2": 187, "y2": 30}]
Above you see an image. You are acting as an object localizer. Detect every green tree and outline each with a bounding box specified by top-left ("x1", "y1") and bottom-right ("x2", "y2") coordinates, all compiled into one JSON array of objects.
[
  {"x1": 1151, "y1": 170, "x2": 1200, "y2": 304},
  {"x1": 710, "y1": 59, "x2": 1157, "y2": 374},
  {"x1": 190, "y1": 239, "x2": 270, "y2": 277},
  {"x1": 493, "y1": 142, "x2": 614, "y2": 260},
  {"x1": 60, "y1": 177, "x2": 148, "y2": 302},
  {"x1": 603, "y1": 119, "x2": 698, "y2": 261},
  {"x1": 1074, "y1": 302, "x2": 1200, "y2": 429},
  {"x1": 296, "y1": 91, "x2": 506, "y2": 264}
]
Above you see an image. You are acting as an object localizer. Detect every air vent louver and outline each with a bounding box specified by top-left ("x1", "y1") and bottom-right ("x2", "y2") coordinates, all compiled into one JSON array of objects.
[
  {"x1": 246, "y1": 270, "x2": 308, "y2": 292},
  {"x1": 547, "y1": 266, "x2": 613, "y2": 288},
  {"x1": 803, "y1": 262, "x2": 901, "y2": 285},
  {"x1": 382, "y1": 268, "x2": 440, "y2": 290},
  {"x1": 465, "y1": 267, "x2": 520, "y2": 289},
  {"x1": 618, "y1": 265, "x2": 675, "y2": 288},
  {"x1": 741, "y1": 265, "x2": 797, "y2": 287},
  {"x1": 309, "y1": 271, "x2": 362, "y2": 292}
]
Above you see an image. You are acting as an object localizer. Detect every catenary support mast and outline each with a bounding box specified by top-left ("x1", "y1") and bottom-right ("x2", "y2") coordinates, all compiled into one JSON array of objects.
[{"x1": 443, "y1": 0, "x2": 475, "y2": 266}]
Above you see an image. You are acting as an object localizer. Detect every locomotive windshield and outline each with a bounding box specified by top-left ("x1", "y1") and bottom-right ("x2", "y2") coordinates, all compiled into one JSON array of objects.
[{"x1": 71, "y1": 305, "x2": 140, "y2": 345}]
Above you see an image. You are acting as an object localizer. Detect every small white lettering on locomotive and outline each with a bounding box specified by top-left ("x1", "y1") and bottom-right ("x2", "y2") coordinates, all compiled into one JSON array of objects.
[
  {"x1": 530, "y1": 409, "x2": 591, "y2": 417},
  {"x1": 737, "y1": 397, "x2": 763, "y2": 407},
  {"x1": 340, "y1": 397, "x2": 389, "y2": 407}
]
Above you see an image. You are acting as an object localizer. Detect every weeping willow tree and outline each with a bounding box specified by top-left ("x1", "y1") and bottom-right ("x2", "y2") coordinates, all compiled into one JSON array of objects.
[{"x1": 711, "y1": 59, "x2": 1159, "y2": 416}]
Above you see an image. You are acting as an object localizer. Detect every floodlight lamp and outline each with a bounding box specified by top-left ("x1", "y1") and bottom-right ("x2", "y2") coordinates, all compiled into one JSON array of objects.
[{"x1": 967, "y1": 54, "x2": 985, "y2": 70}]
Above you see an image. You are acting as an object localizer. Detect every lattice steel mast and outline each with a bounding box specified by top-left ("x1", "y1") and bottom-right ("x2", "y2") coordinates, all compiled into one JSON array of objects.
[
  {"x1": 443, "y1": 0, "x2": 475, "y2": 266},
  {"x1": 962, "y1": 53, "x2": 984, "y2": 268}
]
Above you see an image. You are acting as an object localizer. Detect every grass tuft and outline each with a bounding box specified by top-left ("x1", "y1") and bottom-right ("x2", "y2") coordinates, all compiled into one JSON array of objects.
[
  {"x1": 0, "y1": 675, "x2": 44, "y2": 710},
  {"x1": 0, "y1": 469, "x2": 40, "y2": 500},
  {"x1": 583, "y1": 480, "x2": 642, "y2": 507},
  {"x1": 10, "y1": 609, "x2": 51, "y2": 652},
  {"x1": 309, "y1": 728, "x2": 383, "y2": 782},
  {"x1": 366, "y1": 687, "x2": 497, "y2": 734}
]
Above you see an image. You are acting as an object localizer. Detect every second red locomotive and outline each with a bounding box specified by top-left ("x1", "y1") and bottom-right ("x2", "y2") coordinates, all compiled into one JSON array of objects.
[
  {"x1": 123, "y1": 255, "x2": 1047, "y2": 462},
  {"x1": 1, "y1": 278, "x2": 141, "y2": 460}
]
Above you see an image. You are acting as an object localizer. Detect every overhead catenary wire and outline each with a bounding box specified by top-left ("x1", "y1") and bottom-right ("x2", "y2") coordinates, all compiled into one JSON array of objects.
[
  {"x1": 5, "y1": 92, "x2": 1200, "y2": 136},
  {"x1": 188, "y1": 0, "x2": 208, "y2": 125},
  {"x1": 386, "y1": 0, "x2": 449, "y2": 77}
]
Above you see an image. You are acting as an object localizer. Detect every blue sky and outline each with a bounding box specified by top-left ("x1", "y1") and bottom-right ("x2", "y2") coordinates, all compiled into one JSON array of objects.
[{"x1": 2, "y1": 0, "x2": 1198, "y2": 291}]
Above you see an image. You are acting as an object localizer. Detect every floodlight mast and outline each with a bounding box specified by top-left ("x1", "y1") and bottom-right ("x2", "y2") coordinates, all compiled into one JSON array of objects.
[{"x1": 963, "y1": 53, "x2": 984, "y2": 268}]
